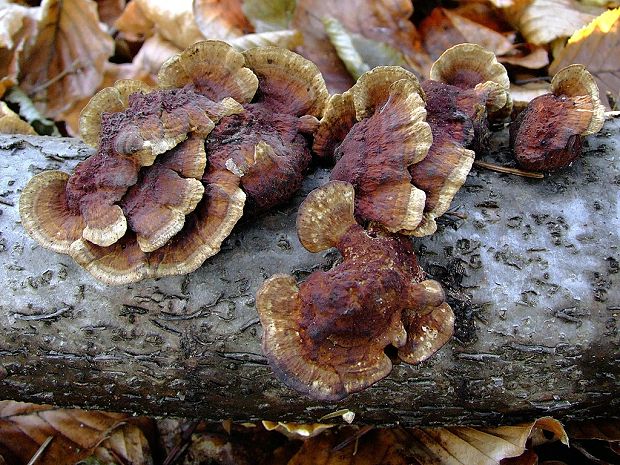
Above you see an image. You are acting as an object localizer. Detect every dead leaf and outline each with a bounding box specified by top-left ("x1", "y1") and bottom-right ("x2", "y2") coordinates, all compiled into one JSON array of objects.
[
  {"x1": 193, "y1": 0, "x2": 253, "y2": 40},
  {"x1": 323, "y1": 16, "x2": 409, "y2": 80},
  {"x1": 420, "y1": 7, "x2": 514, "y2": 60},
  {"x1": 0, "y1": 400, "x2": 130, "y2": 465},
  {"x1": 114, "y1": 0, "x2": 154, "y2": 42},
  {"x1": 132, "y1": 34, "x2": 181, "y2": 77},
  {"x1": 549, "y1": 7, "x2": 620, "y2": 109},
  {"x1": 0, "y1": 100, "x2": 37, "y2": 135},
  {"x1": 93, "y1": 423, "x2": 154, "y2": 465},
  {"x1": 135, "y1": 0, "x2": 204, "y2": 49},
  {"x1": 499, "y1": 44, "x2": 549, "y2": 69},
  {"x1": 4, "y1": 86, "x2": 60, "y2": 135},
  {"x1": 503, "y1": 0, "x2": 605, "y2": 45},
  {"x1": 285, "y1": 418, "x2": 567, "y2": 465},
  {"x1": 18, "y1": 0, "x2": 114, "y2": 119},
  {"x1": 0, "y1": 3, "x2": 39, "y2": 98},
  {"x1": 500, "y1": 449, "x2": 539, "y2": 465},
  {"x1": 96, "y1": 0, "x2": 126, "y2": 27},
  {"x1": 291, "y1": 0, "x2": 430, "y2": 93},
  {"x1": 227, "y1": 30, "x2": 303, "y2": 51},
  {"x1": 242, "y1": 0, "x2": 296, "y2": 32}
]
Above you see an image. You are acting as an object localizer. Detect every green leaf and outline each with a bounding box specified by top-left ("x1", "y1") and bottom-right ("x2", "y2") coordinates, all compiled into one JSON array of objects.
[
  {"x1": 4, "y1": 87, "x2": 60, "y2": 136},
  {"x1": 242, "y1": 0, "x2": 296, "y2": 32},
  {"x1": 322, "y1": 16, "x2": 410, "y2": 81}
]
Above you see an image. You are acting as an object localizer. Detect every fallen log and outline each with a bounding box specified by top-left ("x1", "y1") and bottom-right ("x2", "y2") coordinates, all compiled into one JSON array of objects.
[{"x1": 0, "y1": 119, "x2": 618, "y2": 426}]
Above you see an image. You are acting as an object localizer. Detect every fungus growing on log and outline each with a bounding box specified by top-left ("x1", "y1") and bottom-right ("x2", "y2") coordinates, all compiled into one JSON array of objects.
[
  {"x1": 256, "y1": 181, "x2": 454, "y2": 401},
  {"x1": 313, "y1": 65, "x2": 477, "y2": 236},
  {"x1": 511, "y1": 64, "x2": 605, "y2": 172},
  {"x1": 20, "y1": 40, "x2": 327, "y2": 284}
]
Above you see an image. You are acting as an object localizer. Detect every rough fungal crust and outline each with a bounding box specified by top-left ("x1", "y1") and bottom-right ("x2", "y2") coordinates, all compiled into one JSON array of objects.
[
  {"x1": 257, "y1": 181, "x2": 454, "y2": 401},
  {"x1": 513, "y1": 64, "x2": 605, "y2": 171},
  {"x1": 20, "y1": 40, "x2": 329, "y2": 285}
]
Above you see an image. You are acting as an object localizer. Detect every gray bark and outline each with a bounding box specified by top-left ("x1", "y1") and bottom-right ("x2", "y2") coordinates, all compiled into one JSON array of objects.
[{"x1": 0, "y1": 120, "x2": 618, "y2": 426}]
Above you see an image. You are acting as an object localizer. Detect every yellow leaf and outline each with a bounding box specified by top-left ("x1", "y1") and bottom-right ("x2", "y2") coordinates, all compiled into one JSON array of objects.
[{"x1": 549, "y1": 7, "x2": 620, "y2": 108}]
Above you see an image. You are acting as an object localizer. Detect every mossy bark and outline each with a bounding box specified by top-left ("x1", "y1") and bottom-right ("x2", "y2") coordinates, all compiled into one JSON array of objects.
[{"x1": 0, "y1": 120, "x2": 618, "y2": 425}]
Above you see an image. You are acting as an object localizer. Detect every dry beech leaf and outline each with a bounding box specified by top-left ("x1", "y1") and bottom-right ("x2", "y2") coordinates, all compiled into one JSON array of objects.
[
  {"x1": 292, "y1": 0, "x2": 430, "y2": 93},
  {"x1": 0, "y1": 3, "x2": 39, "y2": 98},
  {"x1": 501, "y1": 449, "x2": 539, "y2": 465},
  {"x1": 135, "y1": 0, "x2": 204, "y2": 49},
  {"x1": 549, "y1": 7, "x2": 620, "y2": 108},
  {"x1": 96, "y1": 0, "x2": 126, "y2": 27},
  {"x1": 242, "y1": 0, "x2": 295, "y2": 32},
  {"x1": 19, "y1": 0, "x2": 114, "y2": 119},
  {"x1": 228, "y1": 30, "x2": 303, "y2": 51},
  {"x1": 93, "y1": 423, "x2": 154, "y2": 465},
  {"x1": 323, "y1": 16, "x2": 409, "y2": 80},
  {"x1": 286, "y1": 418, "x2": 567, "y2": 465},
  {"x1": 499, "y1": 44, "x2": 549, "y2": 69},
  {"x1": 503, "y1": 0, "x2": 605, "y2": 45},
  {"x1": 420, "y1": 7, "x2": 514, "y2": 59},
  {"x1": 0, "y1": 101, "x2": 36, "y2": 135},
  {"x1": 114, "y1": 0, "x2": 154, "y2": 42},
  {"x1": 193, "y1": 0, "x2": 253, "y2": 40},
  {"x1": 0, "y1": 400, "x2": 130, "y2": 465},
  {"x1": 132, "y1": 33, "x2": 181, "y2": 77}
]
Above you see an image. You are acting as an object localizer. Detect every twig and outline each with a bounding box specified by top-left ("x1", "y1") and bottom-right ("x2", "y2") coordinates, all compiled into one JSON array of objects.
[
  {"x1": 162, "y1": 420, "x2": 200, "y2": 465},
  {"x1": 26, "y1": 436, "x2": 54, "y2": 465},
  {"x1": 474, "y1": 160, "x2": 544, "y2": 179},
  {"x1": 332, "y1": 425, "x2": 374, "y2": 452}
]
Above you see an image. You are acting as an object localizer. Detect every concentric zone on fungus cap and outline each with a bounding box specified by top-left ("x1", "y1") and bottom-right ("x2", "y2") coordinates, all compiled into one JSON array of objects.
[
  {"x1": 512, "y1": 64, "x2": 605, "y2": 172},
  {"x1": 257, "y1": 181, "x2": 454, "y2": 401}
]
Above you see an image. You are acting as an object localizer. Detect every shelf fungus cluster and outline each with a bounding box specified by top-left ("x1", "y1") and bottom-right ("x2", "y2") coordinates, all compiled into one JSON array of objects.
[
  {"x1": 256, "y1": 44, "x2": 511, "y2": 400},
  {"x1": 511, "y1": 64, "x2": 605, "y2": 172},
  {"x1": 19, "y1": 40, "x2": 328, "y2": 284},
  {"x1": 257, "y1": 182, "x2": 454, "y2": 401}
]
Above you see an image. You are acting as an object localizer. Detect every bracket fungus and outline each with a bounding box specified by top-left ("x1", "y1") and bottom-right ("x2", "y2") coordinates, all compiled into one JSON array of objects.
[
  {"x1": 20, "y1": 40, "x2": 328, "y2": 284},
  {"x1": 313, "y1": 64, "x2": 478, "y2": 236},
  {"x1": 511, "y1": 64, "x2": 605, "y2": 172},
  {"x1": 256, "y1": 181, "x2": 454, "y2": 401}
]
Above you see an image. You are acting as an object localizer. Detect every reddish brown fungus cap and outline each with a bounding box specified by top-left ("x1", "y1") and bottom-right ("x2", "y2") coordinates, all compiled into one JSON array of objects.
[
  {"x1": 512, "y1": 64, "x2": 605, "y2": 171},
  {"x1": 411, "y1": 80, "x2": 476, "y2": 236},
  {"x1": 430, "y1": 43, "x2": 512, "y2": 119},
  {"x1": 257, "y1": 181, "x2": 453, "y2": 400},
  {"x1": 318, "y1": 68, "x2": 432, "y2": 234}
]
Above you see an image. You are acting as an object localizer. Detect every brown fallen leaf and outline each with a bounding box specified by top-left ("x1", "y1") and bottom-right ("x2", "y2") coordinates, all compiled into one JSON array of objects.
[
  {"x1": 95, "y1": 0, "x2": 126, "y2": 27},
  {"x1": 291, "y1": 0, "x2": 429, "y2": 93},
  {"x1": 134, "y1": 0, "x2": 204, "y2": 49},
  {"x1": 114, "y1": 0, "x2": 154, "y2": 42},
  {"x1": 566, "y1": 419, "x2": 620, "y2": 441},
  {"x1": 0, "y1": 3, "x2": 39, "y2": 98},
  {"x1": 549, "y1": 7, "x2": 620, "y2": 109},
  {"x1": 132, "y1": 34, "x2": 182, "y2": 77},
  {"x1": 19, "y1": 0, "x2": 114, "y2": 119},
  {"x1": 285, "y1": 418, "x2": 568, "y2": 465},
  {"x1": 503, "y1": 0, "x2": 605, "y2": 45},
  {"x1": 510, "y1": 81, "x2": 551, "y2": 111},
  {"x1": 420, "y1": 6, "x2": 514, "y2": 60},
  {"x1": 193, "y1": 0, "x2": 253, "y2": 40},
  {"x1": 0, "y1": 101, "x2": 36, "y2": 135},
  {"x1": 0, "y1": 400, "x2": 130, "y2": 465},
  {"x1": 93, "y1": 422, "x2": 155, "y2": 465},
  {"x1": 499, "y1": 44, "x2": 549, "y2": 69}
]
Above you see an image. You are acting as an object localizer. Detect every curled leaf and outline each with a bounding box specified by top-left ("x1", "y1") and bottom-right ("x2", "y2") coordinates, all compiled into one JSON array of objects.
[
  {"x1": 549, "y1": 7, "x2": 620, "y2": 109},
  {"x1": 19, "y1": 0, "x2": 115, "y2": 119}
]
